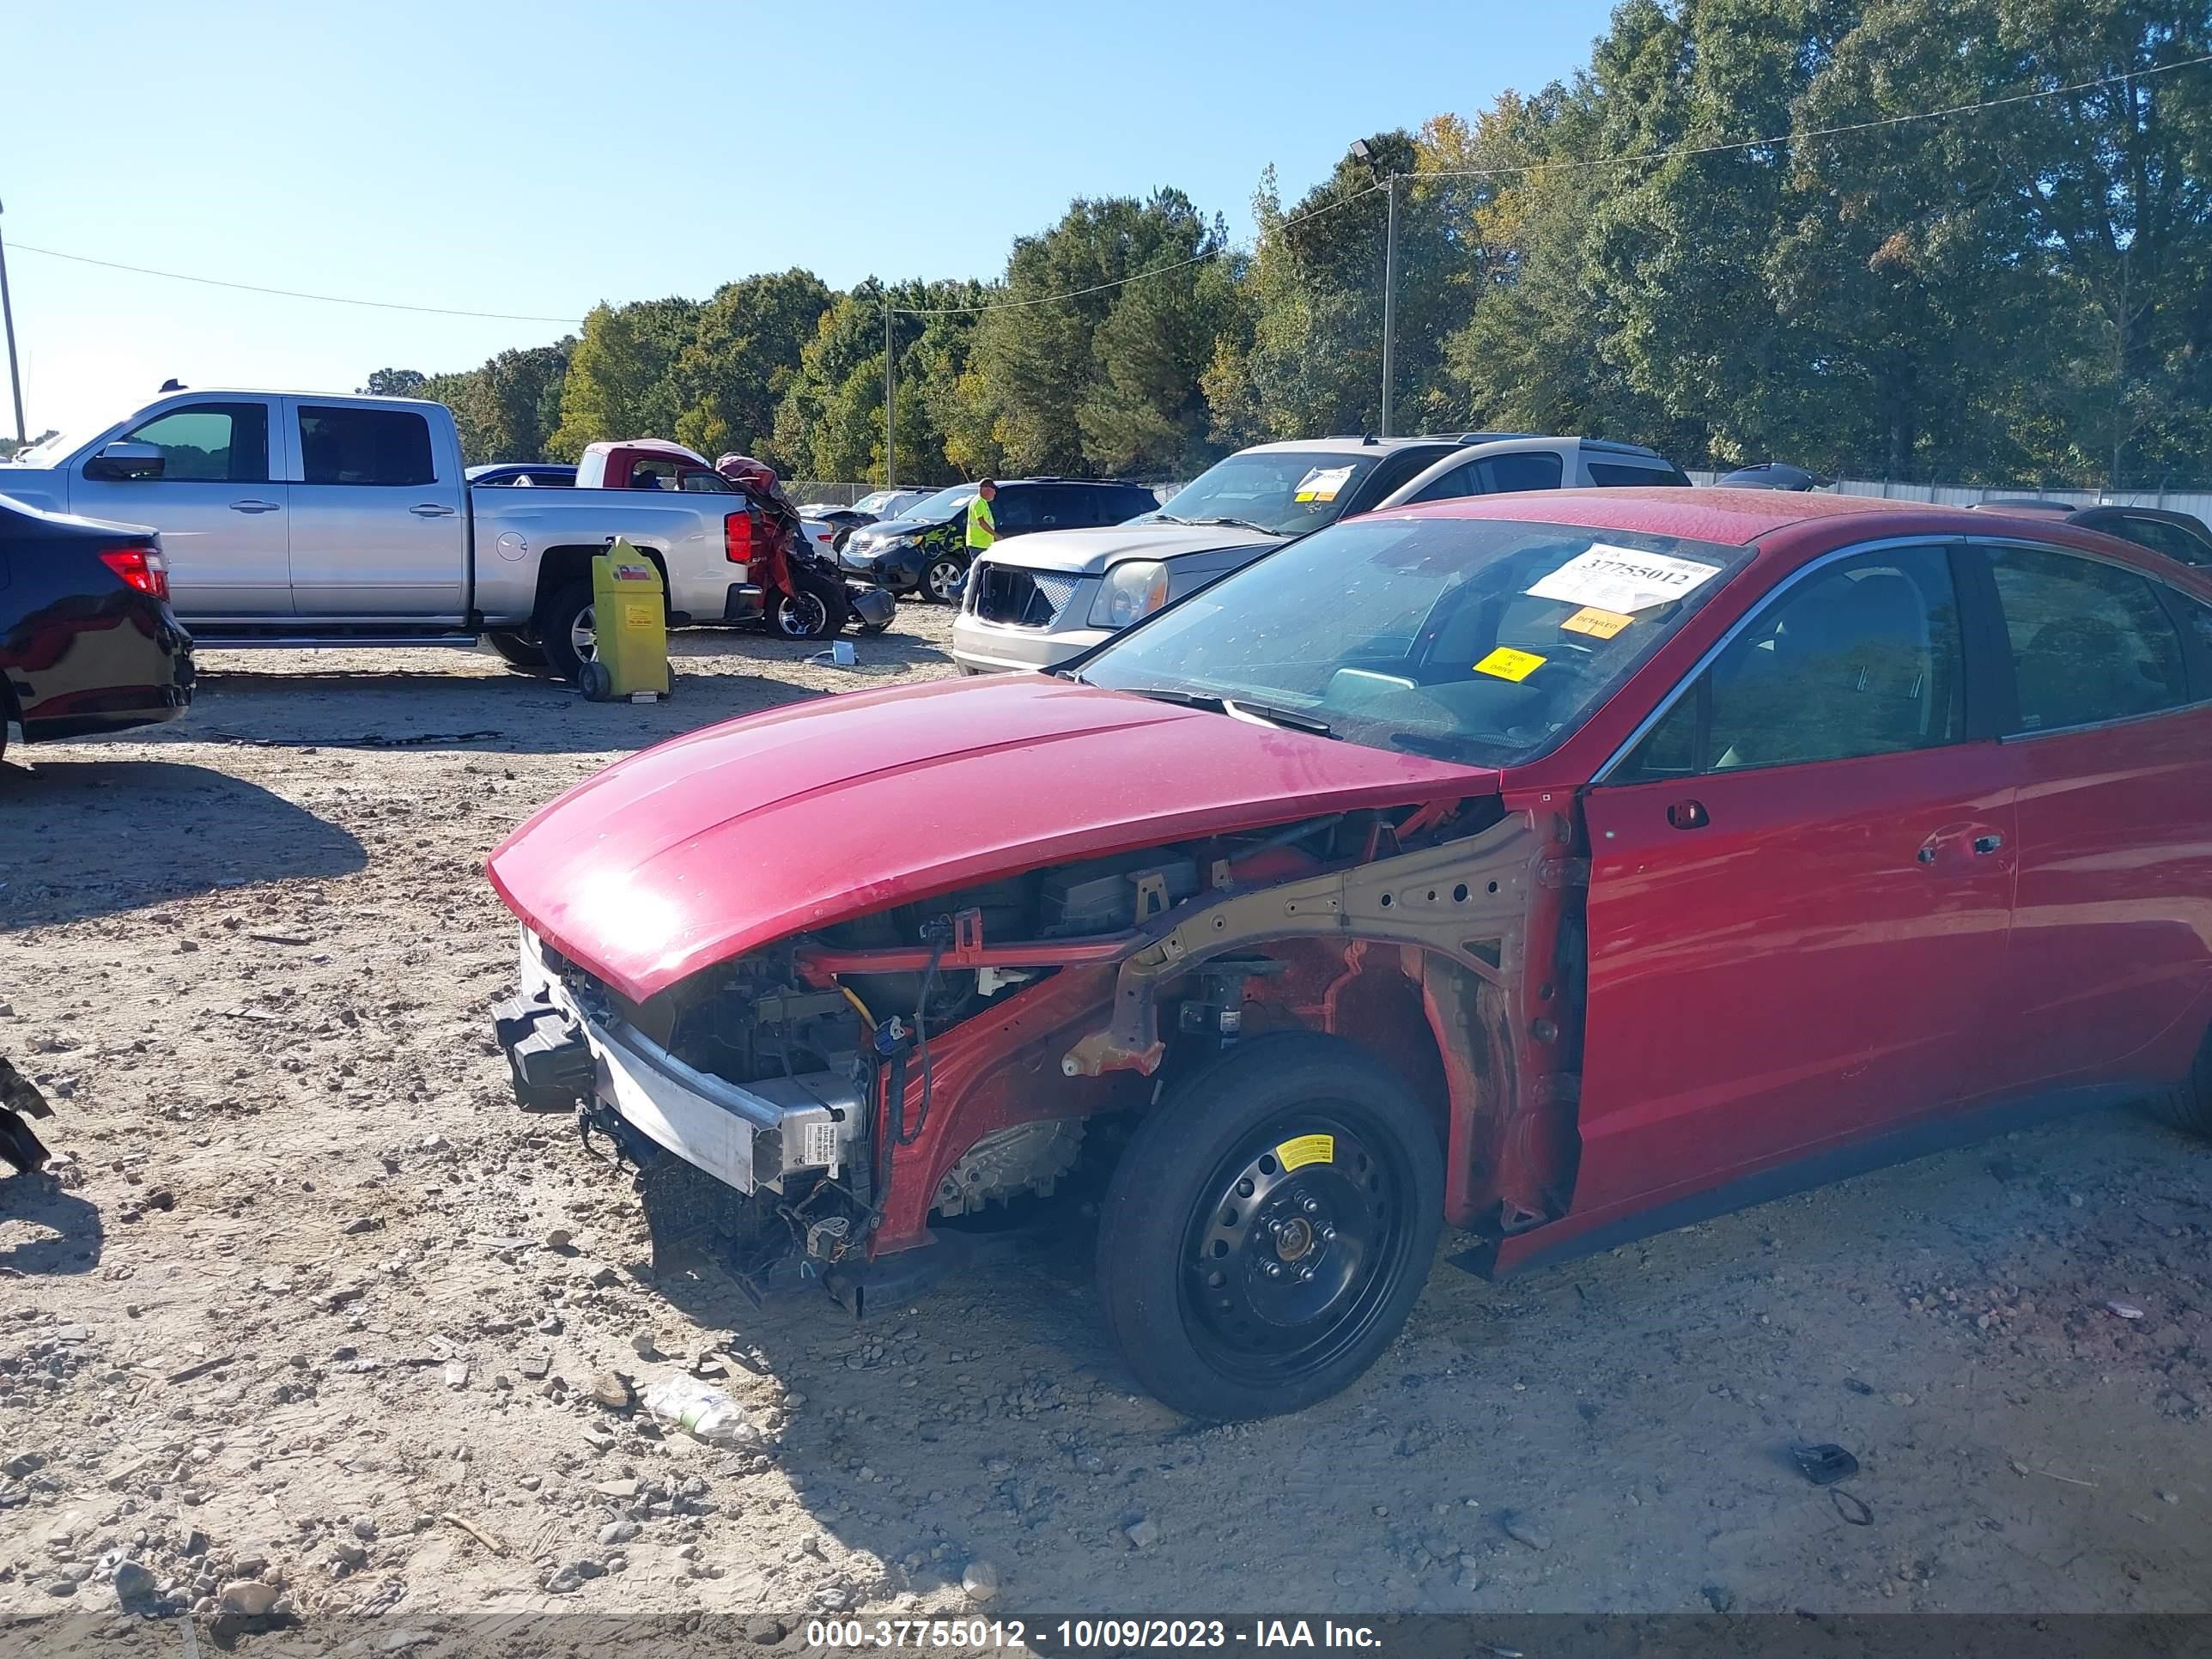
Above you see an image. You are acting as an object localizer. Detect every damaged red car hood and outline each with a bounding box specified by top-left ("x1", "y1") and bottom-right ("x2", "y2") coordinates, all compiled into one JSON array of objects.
[{"x1": 487, "y1": 675, "x2": 1496, "y2": 1001}]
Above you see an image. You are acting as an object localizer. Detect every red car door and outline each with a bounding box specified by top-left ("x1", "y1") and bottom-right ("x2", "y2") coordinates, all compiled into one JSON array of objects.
[
  {"x1": 1976, "y1": 541, "x2": 2212, "y2": 1096},
  {"x1": 1570, "y1": 541, "x2": 2018, "y2": 1219}
]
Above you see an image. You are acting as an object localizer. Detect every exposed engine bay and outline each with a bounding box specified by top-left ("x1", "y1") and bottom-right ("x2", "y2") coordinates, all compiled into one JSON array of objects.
[{"x1": 496, "y1": 793, "x2": 1559, "y2": 1310}]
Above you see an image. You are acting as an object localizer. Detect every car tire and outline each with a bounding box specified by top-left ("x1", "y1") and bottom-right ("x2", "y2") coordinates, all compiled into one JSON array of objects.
[
  {"x1": 485, "y1": 630, "x2": 550, "y2": 671},
  {"x1": 539, "y1": 582, "x2": 597, "y2": 684},
  {"x1": 2149, "y1": 1030, "x2": 2212, "y2": 1139},
  {"x1": 923, "y1": 555, "x2": 966, "y2": 605},
  {"x1": 1095, "y1": 1032, "x2": 1444, "y2": 1420},
  {"x1": 772, "y1": 570, "x2": 847, "y2": 641}
]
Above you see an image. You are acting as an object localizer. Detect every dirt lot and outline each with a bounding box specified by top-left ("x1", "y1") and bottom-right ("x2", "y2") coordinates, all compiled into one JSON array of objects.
[{"x1": 3, "y1": 604, "x2": 2210, "y2": 1636}]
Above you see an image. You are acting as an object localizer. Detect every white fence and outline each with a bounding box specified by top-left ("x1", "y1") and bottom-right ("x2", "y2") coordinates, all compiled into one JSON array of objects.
[{"x1": 1686, "y1": 471, "x2": 2212, "y2": 520}]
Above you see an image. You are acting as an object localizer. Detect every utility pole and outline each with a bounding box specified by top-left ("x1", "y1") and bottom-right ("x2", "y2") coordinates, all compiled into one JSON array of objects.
[
  {"x1": 1379, "y1": 173, "x2": 1399, "y2": 440},
  {"x1": 884, "y1": 301, "x2": 896, "y2": 489},
  {"x1": 0, "y1": 199, "x2": 27, "y2": 447}
]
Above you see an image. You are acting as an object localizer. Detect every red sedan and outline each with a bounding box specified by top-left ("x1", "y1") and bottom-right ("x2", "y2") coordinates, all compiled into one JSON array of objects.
[{"x1": 488, "y1": 489, "x2": 2212, "y2": 1419}]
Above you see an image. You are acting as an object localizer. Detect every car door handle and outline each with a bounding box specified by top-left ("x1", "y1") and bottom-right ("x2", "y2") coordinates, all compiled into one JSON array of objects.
[
  {"x1": 410, "y1": 502, "x2": 458, "y2": 518},
  {"x1": 1972, "y1": 833, "x2": 2005, "y2": 855},
  {"x1": 229, "y1": 499, "x2": 282, "y2": 514},
  {"x1": 1666, "y1": 799, "x2": 1709, "y2": 830}
]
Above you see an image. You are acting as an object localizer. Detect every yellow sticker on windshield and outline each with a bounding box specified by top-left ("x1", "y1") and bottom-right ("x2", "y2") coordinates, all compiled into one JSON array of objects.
[
  {"x1": 1474, "y1": 647, "x2": 1547, "y2": 683},
  {"x1": 1275, "y1": 1133, "x2": 1335, "y2": 1171},
  {"x1": 1561, "y1": 605, "x2": 1632, "y2": 640},
  {"x1": 1292, "y1": 465, "x2": 1355, "y2": 503}
]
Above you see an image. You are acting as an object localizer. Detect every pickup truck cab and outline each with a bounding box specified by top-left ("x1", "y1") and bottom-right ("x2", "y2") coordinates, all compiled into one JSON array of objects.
[{"x1": 0, "y1": 391, "x2": 763, "y2": 681}]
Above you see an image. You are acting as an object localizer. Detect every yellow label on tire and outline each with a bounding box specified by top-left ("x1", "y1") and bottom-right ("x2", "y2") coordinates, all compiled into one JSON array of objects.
[{"x1": 1275, "y1": 1133, "x2": 1335, "y2": 1171}]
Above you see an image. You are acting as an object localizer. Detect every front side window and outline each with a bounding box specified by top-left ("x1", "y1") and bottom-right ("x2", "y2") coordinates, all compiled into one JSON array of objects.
[
  {"x1": 1986, "y1": 546, "x2": 2188, "y2": 732},
  {"x1": 1480, "y1": 451, "x2": 1565, "y2": 494},
  {"x1": 121, "y1": 402, "x2": 269, "y2": 483},
  {"x1": 299, "y1": 407, "x2": 434, "y2": 487},
  {"x1": 1620, "y1": 545, "x2": 1965, "y2": 779},
  {"x1": 1080, "y1": 517, "x2": 1749, "y2": 769}
]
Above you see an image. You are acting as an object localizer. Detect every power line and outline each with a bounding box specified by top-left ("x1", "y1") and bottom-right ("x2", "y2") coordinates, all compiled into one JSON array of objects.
[
  {"x1": 6, "y1": 242, "x2": 584, "y2": 324},
  {"x1": 1418, "y1": 51, "x2": 2212, "y2": 181},
  {"x1": 12, "y1": 51, "x2": 2207, "y2": 331},
  {"x1": 897, "y1": 50, "x2": 2212, "y2": 321}
]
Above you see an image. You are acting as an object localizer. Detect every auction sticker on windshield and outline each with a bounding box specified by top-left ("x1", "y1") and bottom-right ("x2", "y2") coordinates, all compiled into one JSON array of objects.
[
  {"x1": 1528, "y1": 544, "x2": 1721, "y2": 614},
  {"x1": 1292, "y1": 465, "x2": 1355, "y2": 503},
  {"x1": 1560, "y1": 605, "x2": 1633, "y2": 639},
  {"x1": 1474, "y1": 646, "x2": 1547, "y2": 682}
]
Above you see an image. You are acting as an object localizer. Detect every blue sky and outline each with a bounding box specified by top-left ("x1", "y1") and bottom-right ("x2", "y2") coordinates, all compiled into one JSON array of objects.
[{"x1": 3, "y1": 0, "x2": 1615, "y2": 441}]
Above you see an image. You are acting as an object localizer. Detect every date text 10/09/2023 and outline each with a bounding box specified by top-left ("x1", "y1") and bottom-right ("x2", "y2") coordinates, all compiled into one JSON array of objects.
[{"x1": 804, "y1": 1620, "x2": 1388, "y2": 1650}]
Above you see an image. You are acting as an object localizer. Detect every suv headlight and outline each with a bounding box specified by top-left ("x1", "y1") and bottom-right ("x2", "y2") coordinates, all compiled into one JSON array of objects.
[{"x1": 1089, "y1": 561, "x2": 1170, "y2": 628}]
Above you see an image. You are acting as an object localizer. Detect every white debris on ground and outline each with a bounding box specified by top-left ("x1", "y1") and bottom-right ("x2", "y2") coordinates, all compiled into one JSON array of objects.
[{"x1": 1, "y1": 607, "x2": 2208, "y2": 1630}]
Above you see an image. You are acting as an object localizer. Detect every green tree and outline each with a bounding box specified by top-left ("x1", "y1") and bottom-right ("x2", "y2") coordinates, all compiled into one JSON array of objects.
[
  {"x1": 955, "y1": 191, "x2": 1241, "y2": 477},
  {"x1": 671, "y1": 269, "x2": 834, "y2": 460},
  {"x1": 547, "y1": 297, "x2": 700, "y2": 461}
]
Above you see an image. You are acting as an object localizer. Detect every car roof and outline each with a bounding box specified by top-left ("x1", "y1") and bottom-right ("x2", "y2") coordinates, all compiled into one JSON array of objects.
[
  {"x1": 1236, "y1": 435, "x2": 1463, "y2": 459},
  {"x1": 1380, "y1": 487, "x2": 2212, "y2": 591}
]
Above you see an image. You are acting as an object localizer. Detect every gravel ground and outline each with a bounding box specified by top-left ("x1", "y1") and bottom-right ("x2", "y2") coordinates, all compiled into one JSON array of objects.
[{"x1": 3, "y1": 602, "x2": 2209, "y2": 1640}]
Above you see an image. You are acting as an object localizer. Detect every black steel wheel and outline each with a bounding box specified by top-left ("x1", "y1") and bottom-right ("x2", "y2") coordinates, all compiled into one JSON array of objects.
[{"x1": 1097, "y1": 1033, "x2": 1443, "y2": 1419}]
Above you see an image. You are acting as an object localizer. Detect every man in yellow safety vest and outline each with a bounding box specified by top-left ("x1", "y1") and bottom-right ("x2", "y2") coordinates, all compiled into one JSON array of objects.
[{"x1": 966, "y1": 478, "x2": 999, "y2": 554}]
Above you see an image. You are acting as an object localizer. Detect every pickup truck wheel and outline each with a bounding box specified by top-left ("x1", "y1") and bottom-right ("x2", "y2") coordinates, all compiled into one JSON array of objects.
[
  {"x1": 485, "y1": 631, "x2": 549, "y2": 671},
  {"x1": 539, "y1": 582, "x2": 598, "y2": 683},
  {"x1": 771, "y1": 587, "x2": 836, "y2": 640},
  {"x1": 1096, "y1": 1033, "x2": 1443, "y2": 1420},
  {"x1": 923, "y1": 555, "x2": 966, "y2": 605},
  {"x1": 2149, "y1": 1029, "x2": 2212, "y2": 1139}
]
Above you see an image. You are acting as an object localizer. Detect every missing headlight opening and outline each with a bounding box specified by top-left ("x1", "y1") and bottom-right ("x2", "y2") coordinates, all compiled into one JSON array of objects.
[{"x1": 493, "y1": 792, "x2": 1548, "y2": 1346}]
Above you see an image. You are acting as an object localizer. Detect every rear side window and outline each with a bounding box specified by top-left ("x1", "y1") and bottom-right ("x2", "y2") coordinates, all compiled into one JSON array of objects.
[
  {"x1": 1033, "y1": 484, "x2": 1099, "y2": 527},
  {"x1": 1986, "y1": 546, "x2": 2188, "y2": 732},
  {"x1": 120, "y1": 402, "x2": 269, "y2": 483},
  {"x1": 299, "y1": 407, "x2": 435, "y2": 487},
  {"x1": 1622, "y1": 545, "x2": 1965, "y2": 777},
  {"x1": 1589, "y1": 460, "x2": 1691, "y2": 488},
  {"x1": 2105, "y1": 515, "x2": 2212, "y2": 568}
]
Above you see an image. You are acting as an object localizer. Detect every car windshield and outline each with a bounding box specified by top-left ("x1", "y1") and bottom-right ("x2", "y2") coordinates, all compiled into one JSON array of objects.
[
  {"x1": 900, "y1": 483, "x2": 977, "y2": 522},
  {"x1": 1080, "y1": 516, "x2": 1751, "y2": 769},
  {"x1": 851, "y1": 489, "x2": 907, "y2": 514},
  {"x1": 1150, "y1": 450, "x2": 1382, "y2": 536}
]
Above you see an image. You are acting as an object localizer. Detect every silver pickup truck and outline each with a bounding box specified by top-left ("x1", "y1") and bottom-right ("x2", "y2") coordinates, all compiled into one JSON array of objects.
[{"x1": 0, "y1": 388, "x2": 762, "y2": 679}]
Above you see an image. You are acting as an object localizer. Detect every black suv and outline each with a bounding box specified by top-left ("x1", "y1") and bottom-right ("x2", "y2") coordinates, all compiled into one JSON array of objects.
[{"x1": 839, "y1": 477, "x2": 1160, "y2": 601}]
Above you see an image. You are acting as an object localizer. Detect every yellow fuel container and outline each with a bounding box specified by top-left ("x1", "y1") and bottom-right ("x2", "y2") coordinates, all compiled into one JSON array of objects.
[{"x1": 582, "y1": 539, "x2": 671, "y2": 702}]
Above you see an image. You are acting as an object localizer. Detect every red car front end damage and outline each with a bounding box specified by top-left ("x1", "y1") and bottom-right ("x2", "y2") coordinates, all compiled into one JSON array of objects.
[{"x1": 486, "y1": 674, "x2": 1567, "y2": 1270}]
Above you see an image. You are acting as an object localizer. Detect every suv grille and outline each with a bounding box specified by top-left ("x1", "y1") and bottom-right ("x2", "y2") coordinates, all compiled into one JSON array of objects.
[{"x1": 972, "y1": 563, "x2": 1081, "y2": 629}]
